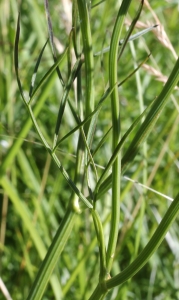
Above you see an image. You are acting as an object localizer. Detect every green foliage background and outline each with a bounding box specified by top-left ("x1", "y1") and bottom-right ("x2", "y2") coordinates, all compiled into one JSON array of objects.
[{"x1": 0, "y1": 0, "x2": 179, "y2": 299}]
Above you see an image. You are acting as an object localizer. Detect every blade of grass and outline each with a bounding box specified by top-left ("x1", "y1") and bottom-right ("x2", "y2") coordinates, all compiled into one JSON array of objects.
[
  {"x1": 15, "y1": 12, "x2": 68, "y2": 105},
  {"x1": 97, "y1": 57, "x2": 179, "y2": 200},
  {"x1": 0, "y1": 67, "x2": 60, "y2": 180},
  {"x1": 130, "y1": 39, "x2": 147, "y2": 258},
  {"x1": 94, "y1": 25, "x2": 157, "y2": 56},
  {"x1": 53, "y1": 57, "x2": 83, "y2": 148},
  {"x1": 1, "y1": 176, "x2": 47, "y2": 258},
  {"x1": 44, "y1": 0, "x2": 64, "y2": 86},
  {"x1": 95, "y1": 96, "x2": 155, "y2": 196},
  {"x1": 106, "y1": 191, "x2": 179, "y2": 288},
  {"x1": 29, "y1": 39, "x2": 49, "y2": 99},
  {"x1": 89, "y1": 191, "x2": 179, "y2": 298},
  {"x1": 117, "y1": 0, "x2": 144, "y2": 62},
  {"x1": 0, "y1": 176, "x2": 62, "y2": 299},
  {"x1": 29, "y1": 50, "x2": 68, "y2": 104},
  {"x1": 121, "y1": 56, "x2": 179, "y2": 172},
  {"x1": 26, "y1": 205, "x2": 77, "y2": 300}
]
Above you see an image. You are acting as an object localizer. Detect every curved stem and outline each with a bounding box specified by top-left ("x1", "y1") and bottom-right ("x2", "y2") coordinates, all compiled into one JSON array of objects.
[
  {"x1": 91, "y1": 209, "x2": 108, "y2": 281},
  {"x1": 106, "y1": 192, "x2": 179, "y2": 288}
]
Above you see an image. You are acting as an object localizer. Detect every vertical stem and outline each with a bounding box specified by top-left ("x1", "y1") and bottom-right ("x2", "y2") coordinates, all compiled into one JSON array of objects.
[
  {"x1": 76, "y1": 0, "x2": 95, "y2": 201},
  {"x1": 106, "y1": 0, "x2": 132, "y2": 272},
  {"x1": 77, "y1": 0, "x2": 94, "y2": 115},
  {"x1": 130, "y1": 41, "x2": 147, "y2": 257}
]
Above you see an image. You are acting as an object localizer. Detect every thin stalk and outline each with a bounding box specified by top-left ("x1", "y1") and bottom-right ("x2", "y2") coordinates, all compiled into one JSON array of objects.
[
  {"x1": 77, "y1": 0, "x2": 94, "y2": 115},
  {"x1": 94, "y1": 96, "x2": 154, "y2": 196},
  {"x1": 53, "y1": 57, "x2": 83, "y2": 148},
  {"x1": 91, "y1": 209, "x2": 108, "y2": 281},
  {"x1": 94, "y1": 25, "x2": 157, "y2": 56},
  {"x1": 89, "y1": 192, "x2": 179, "y2": 296},
  {"x1": 130, "y1": 40, "x2": 147, "y2": 257},
  {"x1": 106, "y1": 0, "x2": 132, "y2": 273},
  {"x1": 106, "y1": 191, "x2": 179, "y2": 288},
  {"x1": 26, "y1": 206, "x2": 77, "y2": 300}
]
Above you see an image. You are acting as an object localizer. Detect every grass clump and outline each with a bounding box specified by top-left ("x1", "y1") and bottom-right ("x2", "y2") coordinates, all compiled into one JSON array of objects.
[{"x1": 1, "y1": 0, "x2": 179, "y2": 299}]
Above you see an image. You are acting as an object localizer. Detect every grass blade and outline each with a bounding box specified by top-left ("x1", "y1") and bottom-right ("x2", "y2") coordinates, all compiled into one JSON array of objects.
[
  {"x1": 44, "y1": 0, "x2": 64, "y2": 86},
  {"x1": 29, "y1": 39, "x2": 49, "y2": 99},
  {"x1": 97, "y1": 57, "x2": 179, "y2": 199},
  {"x1": 106, "y1": 191, "x2": 179, "y2": 288},
  {"x1": 94, "y1": 24, "x2": 157, "y2": 56}
]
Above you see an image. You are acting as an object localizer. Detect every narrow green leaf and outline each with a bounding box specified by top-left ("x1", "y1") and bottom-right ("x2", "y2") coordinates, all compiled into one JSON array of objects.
[
  {"x1": 44, "y1": 0, "x2": 64, "y2": 86},
  {"x1": 106, "y1": 191, "x2": 179, "y2": 288},
  {"x1": 53, "y1": 57, "x2": 83, "y2": 148},
  {"x1": 97, "y1": 57, "x2": 179, "y2": 199},
  {"x1": 29, "y1": 39, "x2": 48, "y2": 99},
  {"x1": 29, "y1": 48, "x2": 68, "y2": 103},
  {"x1": 94, "y1": 24, "x2": 157, "y2": 56},
  {"x1": 122, "y1": 56, "x2": 179, "y2": 172},
  {"x1": 26, "y1": 207, "x2": 77, "y2": 300},
  {"x1": 95, "y1": 97, "x2": 155, "y2": 195},
  {"x1": 117, "y1": 0, "x2": 144, "y2": 61},
  {"x1": 14, "y1": 12, "x2": 26, "y2": 102}
]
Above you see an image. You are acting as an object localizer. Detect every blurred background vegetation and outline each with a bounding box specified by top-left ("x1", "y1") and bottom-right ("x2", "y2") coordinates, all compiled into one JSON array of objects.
[{"x1": 0, "y1": 0, "x2": 179, "y2": 299}]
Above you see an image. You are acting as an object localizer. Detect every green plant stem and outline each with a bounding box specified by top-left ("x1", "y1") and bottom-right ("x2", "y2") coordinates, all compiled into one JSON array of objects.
[
  {"x1": 130, "y1": 40, "x2": 147, "y2": 257},
  {"x1": 89, "y1": 284, "x2": 108, "y2": 300},
  {"x1": 26, "y1": 205, "x2": 77, "y2": 300},
  {"x1": 77, "y1": 0, "x2": 94, "y2": 115},
  {"x1": 89, "y1": 192, "x2": 179, "y2": 298},
  {"x1": 106, "y1": 0, "x2": 132, "y2": 273},
  {"x1": 106, "y1": 191, "x2": 179, "y2": 288},
  {"x1": 91, "y1": 209, "x2": 108, "y2": 281}
]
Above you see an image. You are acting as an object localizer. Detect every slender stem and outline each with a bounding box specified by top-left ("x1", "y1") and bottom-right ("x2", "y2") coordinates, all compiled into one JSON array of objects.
[
  {"x1": 106, "y1": 192, "x2": 179, "y2": 288},
  {"x1": 27, "y1": 206, "x2": 77, "y2": 300},
  {"x1": 91, "y1": 209, "x2": 108, "y2": 281},
  {"x1": 106, "y1": 0, "x2": 132, "y2": 273},
  {"x1": 77, "y1": 0, "x2": 94, "y2": 115}
]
